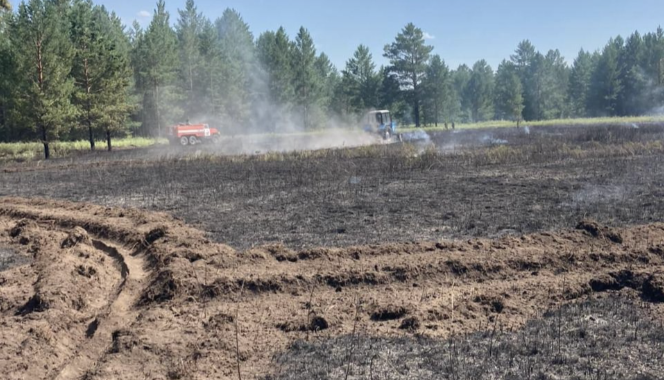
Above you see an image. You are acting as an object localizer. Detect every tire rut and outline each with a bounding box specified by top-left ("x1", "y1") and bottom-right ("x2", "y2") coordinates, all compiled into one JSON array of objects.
[{"x1": 51, "y1": 240, "x2": 147, "y2": 380}]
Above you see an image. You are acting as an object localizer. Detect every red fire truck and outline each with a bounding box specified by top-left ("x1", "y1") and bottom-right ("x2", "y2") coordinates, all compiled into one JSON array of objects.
[{"x1": 168, "y1": 123, "x2": 221, "y2": 146}]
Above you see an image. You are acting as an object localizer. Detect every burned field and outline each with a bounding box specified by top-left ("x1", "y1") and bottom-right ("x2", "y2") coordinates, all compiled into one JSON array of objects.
[
  {"x1": 1, "y1": 123, "x2": 664, "y2": 249},
  {"x1": 270, "y1": 297, "x2": 664, "y2": 380},
  {"x1": 1, "y1": 123, "x2": 664, "y2": 379}
]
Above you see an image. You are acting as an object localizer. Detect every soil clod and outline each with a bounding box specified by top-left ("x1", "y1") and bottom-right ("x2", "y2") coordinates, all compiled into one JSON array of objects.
[
  {"x1": 61, "y1": 226, "x2": 89, "y2": 248},
  {"x1": 370, "y1": 305, "x2": 409, "y2": 321}
]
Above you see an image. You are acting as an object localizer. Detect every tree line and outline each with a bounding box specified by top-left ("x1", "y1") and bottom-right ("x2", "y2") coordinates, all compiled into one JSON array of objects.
[{"x1": 1, "y1": 0, "x2": 664, "y2": 158}]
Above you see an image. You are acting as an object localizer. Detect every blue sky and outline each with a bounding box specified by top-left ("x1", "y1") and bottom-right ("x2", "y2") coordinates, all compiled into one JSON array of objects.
[{"x1": 96, "y1": 0, "x2": 664, "y2": 71}]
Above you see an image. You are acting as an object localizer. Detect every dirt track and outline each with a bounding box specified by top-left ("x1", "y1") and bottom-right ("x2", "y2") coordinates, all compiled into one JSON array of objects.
[{"x1": 1, "y1": 197, "x2": 664, "y2": 379}]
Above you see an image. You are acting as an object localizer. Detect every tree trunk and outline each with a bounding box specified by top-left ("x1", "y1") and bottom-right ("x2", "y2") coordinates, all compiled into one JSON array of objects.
[
  {"x1": 413, "y1": 72, "x2": 420, "y2": 127},
  {"x1": 88, "y1": 121, "x2": 95, "y2": 151},
  {"x1": 84, "y1": 58, "x2": 94, "y2": 150},
  {"x1": 41, "y1": 126, "x2": 49, "y2": 160},
  {"x1": 106, "y1": 129, "x2": 112, "y2": 151},
  {"x1": 155, "y1": 85, "x2": 161, "y2": 137}
]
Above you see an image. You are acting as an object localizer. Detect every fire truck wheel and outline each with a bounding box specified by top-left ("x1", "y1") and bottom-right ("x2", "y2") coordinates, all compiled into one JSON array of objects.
[
  {"x1": 180, "y1": 136, "x2": 189, "y2": 146},
  {"x1": 188, "y1": 136, "x2": 198, "y2": 145}
]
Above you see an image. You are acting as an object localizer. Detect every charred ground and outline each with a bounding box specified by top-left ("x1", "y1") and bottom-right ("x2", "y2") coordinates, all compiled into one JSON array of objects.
[
  {"x1": 2, "y1": 123, "x2": 664, "y2": 379},
  {"x1": 1, "y1": 123, "x2": 664, "y2": 249}
]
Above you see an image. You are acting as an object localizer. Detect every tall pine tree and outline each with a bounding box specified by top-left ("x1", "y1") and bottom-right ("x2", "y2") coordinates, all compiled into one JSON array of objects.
[
  {"x1": 467, "y1": 60, "x2": 494, "y2": 122},
  {"x1": 422, "y1": 55, "x2": 450, "y2": 126},
  {"x1": 341, "y1": 44, "x2": 379, "y2": 115},
  {"x1": 176, "y1": 0, "x2": 205, "y2": 120},
  {"x1": 215, "y1": 8, "x2": 255, "y2": 130},
  {"x1": 494, "y1": 60, "x2": 524, "y2": 124},
  {"x1": 567, "y1": 49, "x2": 594, "y2": 117},
  {"x1": 132, "y1": 0, "x2": 178, "y2": 136},
  {"x1": 588, "y1": 38, "x2": 623, "y2": 116},
  {"x1": 11, "y1": 0, "x2": 76, "y2": 159},
  {"x1": 70, "y1": 1, "x2": 132, "y2": 150},
  {"x1": 383, "y1": 23, "x2": 433, "y2": 127},
  {"x1": 292, "y1": 26, "x2": 318, "y2": 129}
]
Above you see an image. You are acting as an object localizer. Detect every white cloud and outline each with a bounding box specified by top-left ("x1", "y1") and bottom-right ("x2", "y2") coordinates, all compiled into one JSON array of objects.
[
  {"x1": 423, "y1": 32, "x2": 435, "y2": 40},
  {"x1": 137, "y1": 10, "x2": 151, "y2": 18}
]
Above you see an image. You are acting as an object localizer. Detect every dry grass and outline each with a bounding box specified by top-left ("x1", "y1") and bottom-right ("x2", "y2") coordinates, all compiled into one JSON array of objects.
[
  {"x1": 401, "y1": 115, "x2": 664, "y2": 131},
  {"x1": 0, "y1": 137, "x2": 165, "y2": 161}
]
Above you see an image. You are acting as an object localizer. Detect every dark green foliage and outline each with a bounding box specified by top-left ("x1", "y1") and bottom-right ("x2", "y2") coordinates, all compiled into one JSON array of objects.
[
  {"x1": 494, "y1": 60, "x2": 524, "y2": 124},
  {"x1": 215, "y1": 8, "x2": 255, "y2": 131},
  {"x1": 422, "y1": 55, "x2": 451, "y2": 126},
  {"x1": 256, "y1": 27, "x2": 295, "y2": 110},
  {"x1": 70, "y1": 0, "x2": 132, "y2": 151},
  {"x1": 567, "y1": 49, "x2": 594, "y2": 117},
  {"x1": 292, "y1": 26, "x2": 319, "y2": 129},
  {"x1": 384, "y1": 23, "x2": 433, "y2": 127},
  {"x1": 132, "y1": 0, "x2": 179, "y2": 136},
  {"x1": 10, "y1": 0, "x2": 76, "y2": 159},
  {"x1": 467, "y1": 60, "x2": 494, "y2": 122},
  {"x1": 588, "y1": 38, "x2": 623, "y2": 116},
  {"x1": 175, "y1": 0, "x2": 204, "y2": 120},
  {"x1": 341, "y1": 45, "x2": 380, "y2": 115},
  {"x1": 3, "y1": 2, "x2": 664, "y2": 148}
]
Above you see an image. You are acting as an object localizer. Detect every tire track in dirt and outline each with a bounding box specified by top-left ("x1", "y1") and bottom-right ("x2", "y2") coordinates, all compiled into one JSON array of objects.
[
  {"x1": 51, "y1": 240, "x2": 147, "y2": 380},
  {"x1": 1, "y1": 197, "x2": 664, "y2": 379}
]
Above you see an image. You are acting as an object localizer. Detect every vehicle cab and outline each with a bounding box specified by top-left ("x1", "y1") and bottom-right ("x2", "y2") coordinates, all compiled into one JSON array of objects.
[{"x1": 363, "y1": 110, "x2": 396, "y2": 139}]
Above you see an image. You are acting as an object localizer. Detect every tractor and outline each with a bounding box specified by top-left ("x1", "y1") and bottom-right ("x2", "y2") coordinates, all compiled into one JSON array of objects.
[{"x1": 363, "y1": 110, "x2": 400, "y2": 141}]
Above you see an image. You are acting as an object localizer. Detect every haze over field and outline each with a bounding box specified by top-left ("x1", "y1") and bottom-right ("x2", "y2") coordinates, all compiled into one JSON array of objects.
[{"x1": 2, "y1": 0, "x2": 664, "y2": 160}]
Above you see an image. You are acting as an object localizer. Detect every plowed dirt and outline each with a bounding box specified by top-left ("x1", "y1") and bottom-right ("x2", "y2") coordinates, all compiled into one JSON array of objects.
[{"x1": 1, "y1": 197, "x2": 663, "y2": 379}]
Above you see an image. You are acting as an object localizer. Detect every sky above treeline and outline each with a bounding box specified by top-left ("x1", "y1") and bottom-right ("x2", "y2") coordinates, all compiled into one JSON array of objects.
[{"x1": 95, "y1": 0, "x2": 664, "y2": 70}]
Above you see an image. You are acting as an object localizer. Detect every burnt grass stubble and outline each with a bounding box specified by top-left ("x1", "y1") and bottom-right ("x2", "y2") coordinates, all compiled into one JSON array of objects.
[
  {"x1": 1, "y1": 123, "x2": 664, "y2": 250},
  {"x1": 266, "y1": 297, "x2": 664, "y2": 380}
]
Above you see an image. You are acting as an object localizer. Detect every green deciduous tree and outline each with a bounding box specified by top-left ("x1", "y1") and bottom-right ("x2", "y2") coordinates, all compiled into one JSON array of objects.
[
  {"x1": 11, "y1": 0, "x2": 76, "y2": 159},
  {"x1": 384, "y1": 23, "x2": 433, "y2": 127}
]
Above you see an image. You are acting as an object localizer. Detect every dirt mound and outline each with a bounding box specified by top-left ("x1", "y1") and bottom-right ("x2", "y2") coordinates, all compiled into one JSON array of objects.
[
  {"x1": 576, "y1": 219, "x2": 623, "y2": 243},
  {"x1": 1, "y1": 198, "x2": 664, "y2": 379},
  {"x1": 61, "y1": 226, "x2": 89, "y2": 248}
]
